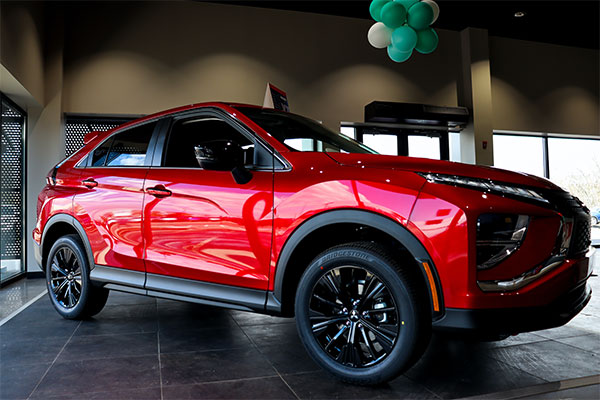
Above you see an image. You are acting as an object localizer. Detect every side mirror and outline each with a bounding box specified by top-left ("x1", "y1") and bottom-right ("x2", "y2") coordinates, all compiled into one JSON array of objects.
[{"x1": 194, "y1": 140, "x2": 253, "y2": 184}]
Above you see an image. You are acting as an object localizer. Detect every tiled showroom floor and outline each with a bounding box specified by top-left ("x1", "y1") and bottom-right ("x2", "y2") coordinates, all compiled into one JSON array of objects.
[{"x1": 1, "y1": 252, "x2": 599, "y2": 400}]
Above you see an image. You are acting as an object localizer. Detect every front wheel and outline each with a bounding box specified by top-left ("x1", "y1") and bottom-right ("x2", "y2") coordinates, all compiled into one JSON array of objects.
[
  {"x1": 46, "y1": 234, "x2": 109, "y2": 319},
  {"x1": 294, "y1": 242, "x2": 430, "y2": 385}
]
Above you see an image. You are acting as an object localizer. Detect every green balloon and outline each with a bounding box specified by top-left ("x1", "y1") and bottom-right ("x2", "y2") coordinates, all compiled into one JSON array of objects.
[
  {"x1": 407, "y1": 2, "x2": 434, "y2": 30},
  {"x1": 415, "y1": 28, "x2": 439, "y2": 54},
  {"x1": 391, "y1": 26, "x2": 417, "y2": 52},
  {"x1": 380, "y1": 2, "x2": 407, "y2": 29},
  {"x1": 387, "y1": 45, "x2": 413, "y2": 63},
  {"x1": 395, "y1": 0, "x2": 418, "y2": 10},
  {"x1": 369, "y1": 0, "x2": 391, "y2": 22}
]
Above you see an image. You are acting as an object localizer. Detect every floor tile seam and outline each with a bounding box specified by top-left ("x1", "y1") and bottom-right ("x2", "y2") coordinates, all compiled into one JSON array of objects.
[
  {"x1": 49, "y1": 351, "x2": 164, "y2": 364},
  {"x1": 481, "y1": 352, "x2": 552, "y2": 385},
  {"x1": 157, "y1": 330, "x2": 164, "y2": 400},
  {"x1": 159, "y1": 345, "x2": 256, "y2": 356},
  {"x1": 454, "y1": 374, "x2": 600, "y2": 400},
  {"x1": 402, "y1": 374, "x2": 444, "y2": 399},
  {"x1": 26, "y1": 386, "x2": 163, "y2": 399},
  {"x1": 278, "y1": 370, "x2": 319, "y2": 378},
  {"x1": 157, "y1": 326, "x2": 252, "y2": 334},
  {"x1": 551, "y1": 337, "x2": 600, "y2": 355},
  {"x1": 484, "y1": 338, "x2": 553, "y2": 351},
  {"x1": 230, "y1": 313, "x2": 301, "y2": 400},
  {"x1": 62, "y1": 330, "x2": 159, "y2": 339},
  {"x1": 535, "y1": 331, "x2": 597, "y2": 341},
  {"x1": 26, "y1": 319, "x2": 82, "y2": 400},
  {"x1": 72, "y1": 329, "x2": 159, "y2": 336},
  {"x1": 485, "y1": 336, "x2": 600, "y2": 378},
  {"x1": 234, "y1": 321, "x2": 297, "y2": 328},
  {"x1": 0, "y1": 291, "x2": 47, "y2": 327},
  {"x1": 161, "y1": 373, "x2": 287, "y2": 389}
]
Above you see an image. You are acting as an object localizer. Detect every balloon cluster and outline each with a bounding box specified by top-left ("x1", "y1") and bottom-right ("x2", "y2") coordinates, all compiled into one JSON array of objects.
[{"x1": 367, "y1": 0, "x2": 440, "y2": 63}]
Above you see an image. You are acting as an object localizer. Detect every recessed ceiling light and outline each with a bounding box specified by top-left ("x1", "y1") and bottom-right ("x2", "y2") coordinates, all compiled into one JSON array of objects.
[{"x1": 514, "y1": 11, "x2": 526, "y2": 18}]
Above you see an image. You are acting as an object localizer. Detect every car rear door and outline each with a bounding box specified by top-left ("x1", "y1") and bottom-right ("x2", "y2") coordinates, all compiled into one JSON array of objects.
[
  {"x1": 74, "y1": 119, "x2": 162, "y2": 288},
  {"x1": 142, "y1": 110, "x2": 275, "y2": 297}
]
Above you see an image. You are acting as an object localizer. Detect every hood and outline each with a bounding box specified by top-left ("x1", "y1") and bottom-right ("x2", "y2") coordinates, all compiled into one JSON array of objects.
[{"x1": 325, "y1": 153, "x2": 561, "y2": 191}]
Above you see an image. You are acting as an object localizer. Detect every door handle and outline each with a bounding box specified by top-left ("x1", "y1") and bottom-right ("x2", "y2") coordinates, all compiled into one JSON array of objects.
[
  {"x1": 82, "y1": 179, "x2": 98, "y2": 188},
  {"x1": 146, "y1": 186, "x2": 172, "y2": 198}
]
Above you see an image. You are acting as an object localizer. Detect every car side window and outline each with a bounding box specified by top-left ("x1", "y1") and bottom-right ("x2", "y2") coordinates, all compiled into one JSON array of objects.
[
  {"x1": 163, "y1": 117, "x2": 254, "y2": 168},
  {"x1": 91, "y1": 138, "x2": 113, "y2": 166},
  {"x1": 90, "y1": 122, "x2": 157, "y2": 167}
]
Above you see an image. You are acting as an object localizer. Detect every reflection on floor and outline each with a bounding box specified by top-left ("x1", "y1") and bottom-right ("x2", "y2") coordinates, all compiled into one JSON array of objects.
[
  {"x1": 1, "y1": 275, "x2": 598, "y2": 399},
  {"x1": 0, "y1": 277, "x2": 46, "y2": 321}
]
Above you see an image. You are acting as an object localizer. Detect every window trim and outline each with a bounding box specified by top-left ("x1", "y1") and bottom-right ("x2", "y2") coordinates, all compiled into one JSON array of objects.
[
  {"x1": 80, "y1": 117, "x2": 163, "y2": 169},
  {"x1": 151, "y1": 107, "x2": 289, "y2": 172}
]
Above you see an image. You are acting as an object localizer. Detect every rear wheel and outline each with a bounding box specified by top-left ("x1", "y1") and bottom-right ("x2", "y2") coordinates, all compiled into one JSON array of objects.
[
  {"x1": 295, "y1": 242, "x2": 431, "y2": 385},
  {"x1": 46, "y1": 234, "x2": 109, "y2": 319}
]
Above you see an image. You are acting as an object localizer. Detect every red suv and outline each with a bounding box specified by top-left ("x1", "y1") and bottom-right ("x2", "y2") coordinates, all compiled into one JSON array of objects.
[{"x1": 34, "y1": 103, "x2": 593, "y2": 384}]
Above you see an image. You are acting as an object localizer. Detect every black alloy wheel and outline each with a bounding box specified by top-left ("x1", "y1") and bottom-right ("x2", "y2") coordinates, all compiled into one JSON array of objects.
[
  {"x1": 46, "y1": 234, "x2": 109, "y2": 319},
  {"x1": 309, "y1": 266, "x2": 400, "y2": 368},
  {"x1": 295, "y1": 242, "x2": 430, "y2": 385},
  {"x1": 49, "y1": 246, "x2": 83, "y2": 309}
]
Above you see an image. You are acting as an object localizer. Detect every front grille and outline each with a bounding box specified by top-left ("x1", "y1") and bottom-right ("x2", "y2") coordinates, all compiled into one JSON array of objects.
[
  {"x1": 541, "y1": 189, "x2": 591, "y2": 258},
  {"x1": 570, "y1": 216, "x2": 591, "y2": 257}
]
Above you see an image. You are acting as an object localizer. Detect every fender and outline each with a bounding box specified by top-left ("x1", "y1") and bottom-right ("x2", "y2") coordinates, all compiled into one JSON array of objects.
[
  {"x1": 270, "y1": 209, "x2": 444, "y2": 317},
  {"x1": 40, "y1": 213, "x2": 95, "y2": 272}
]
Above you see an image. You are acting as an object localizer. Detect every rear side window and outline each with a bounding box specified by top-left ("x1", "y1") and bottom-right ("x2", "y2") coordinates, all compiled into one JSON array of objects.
[
  {"x1": 91, "y1": 138, "x2": 112, "y2": 166},
  {"x1": 91, "y1": 122, "x2": 156, "y2": 167},
  {"x1": 163, "y1": 117, "x2": 253, "y2": 168}
]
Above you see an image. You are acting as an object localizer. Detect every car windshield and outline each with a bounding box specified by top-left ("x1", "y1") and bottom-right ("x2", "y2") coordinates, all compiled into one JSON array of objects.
[{"x1": 235, "y1": 107, "x2": 377, "y2": 154}]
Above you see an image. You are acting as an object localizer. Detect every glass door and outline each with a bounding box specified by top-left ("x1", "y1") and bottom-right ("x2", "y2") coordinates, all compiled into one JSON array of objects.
[{"x1": 1, "y1": 94, "x2": 26, "y2": 284}]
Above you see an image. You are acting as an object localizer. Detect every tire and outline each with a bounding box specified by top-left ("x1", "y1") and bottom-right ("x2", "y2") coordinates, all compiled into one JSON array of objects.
[
  {"x1": 294, "y1": 241, "x2": 431, "y2": 385},
  {"x1": 45, "y1": 234, "x2": 109, "y2": 319},
  {"x1": 593, "y1": 216, "x2": 599, "y2": 226}
]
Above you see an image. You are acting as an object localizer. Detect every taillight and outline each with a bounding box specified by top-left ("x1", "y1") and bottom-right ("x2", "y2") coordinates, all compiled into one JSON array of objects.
[
  {"x1": 476, "y1": 214, "x2": 529, "y2": 270},
  {"x1": 46, "y1": 166, "x2": 58, "y2": 186}
]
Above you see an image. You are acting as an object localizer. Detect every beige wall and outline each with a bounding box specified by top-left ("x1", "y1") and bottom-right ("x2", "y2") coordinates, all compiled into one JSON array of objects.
[
  {"x1": 1, "y1": 1, "x2": 66, "y2": 273},
  {"x1": 0, "y1": 1, "x2": 45, "y2": 106},
  {"x1": 61, "y1": 2, "x2": 460, "y2": 130},
  {"x1": 490, "y1": 37, "x2": 599, "y2": 136}
]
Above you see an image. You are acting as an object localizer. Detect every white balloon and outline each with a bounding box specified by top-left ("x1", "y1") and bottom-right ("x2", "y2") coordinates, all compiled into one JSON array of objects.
[
  {"x1": 367, "y1": 22, "x2": 393, "y2": 49},
  {"x1": 422, "y1": 0, "x2": 440, "y2": 23}
]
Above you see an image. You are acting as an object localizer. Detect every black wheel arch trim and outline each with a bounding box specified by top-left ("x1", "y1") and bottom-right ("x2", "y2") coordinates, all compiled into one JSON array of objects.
[
  {"x1": 40, "y1": 214, "x2": 95, "y2": 273},
  {"x1": 270, "y1": 209, "x2": 444, "y2": 318}
]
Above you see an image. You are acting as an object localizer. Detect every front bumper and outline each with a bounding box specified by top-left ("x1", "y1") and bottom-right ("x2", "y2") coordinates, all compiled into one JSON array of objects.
[{"x1": 433, "y1": 281, "x2": 592, "y2": 337}]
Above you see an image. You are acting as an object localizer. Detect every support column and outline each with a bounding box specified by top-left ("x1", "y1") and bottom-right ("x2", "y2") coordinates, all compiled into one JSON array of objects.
[{"x1": 457, "y1": 28, "x2": 494, "y2": 166}]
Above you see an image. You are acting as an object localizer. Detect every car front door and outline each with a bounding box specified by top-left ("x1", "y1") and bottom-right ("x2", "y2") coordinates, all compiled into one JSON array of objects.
[
  {"x1": 74, "y1": 120, "x2": 161, "y2": 288},
  {"x1": 142, "y1": 111, "x2": 275, "y2": 297}
]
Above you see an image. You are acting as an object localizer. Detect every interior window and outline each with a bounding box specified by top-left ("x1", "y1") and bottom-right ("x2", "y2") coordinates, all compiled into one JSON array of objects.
[
  {"x1": 163, "y1": 117, "x2": 253, "y2": 168},
  {"x1": 103, "y1": 122, "x2": 156, "y2": 167}
]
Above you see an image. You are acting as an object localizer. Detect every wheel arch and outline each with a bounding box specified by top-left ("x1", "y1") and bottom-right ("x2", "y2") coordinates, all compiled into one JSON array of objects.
[
  {"x1": 41, "y1": 214, "x2": 95, "y2": 272},
  {"x1": 270, "y1": 209, "x2": 444, "y2": 319}
]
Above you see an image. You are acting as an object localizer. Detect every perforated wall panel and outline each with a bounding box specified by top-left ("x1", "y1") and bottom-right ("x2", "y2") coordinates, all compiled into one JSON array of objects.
[
  {"x1": 64, "y1": 117, "x2": 132, "y2": 157},
  {"x1": 1, "y1": 97, "x2": 25, "y2": 263}
]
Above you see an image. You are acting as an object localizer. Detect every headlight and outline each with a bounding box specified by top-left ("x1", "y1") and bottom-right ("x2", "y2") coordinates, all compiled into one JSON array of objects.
[
  {"x1": 476, "y1": 214, "x2": 529, "y2": 270},
  {"x1": 418, "y1": 173, "x2": 549, "y2": 204}
]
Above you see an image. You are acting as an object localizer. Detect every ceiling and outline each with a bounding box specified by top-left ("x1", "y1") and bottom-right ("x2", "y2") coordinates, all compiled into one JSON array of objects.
[{"x1": 212, "y1": 1, "x2": 599, "y2": 49}]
